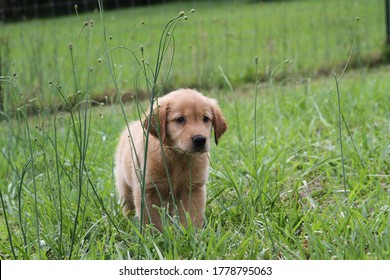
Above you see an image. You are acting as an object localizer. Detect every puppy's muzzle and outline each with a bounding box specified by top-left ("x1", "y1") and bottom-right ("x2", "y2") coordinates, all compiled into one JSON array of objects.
[{"x1": 192, "y1": 135, "x2": 207, "y2": 152}]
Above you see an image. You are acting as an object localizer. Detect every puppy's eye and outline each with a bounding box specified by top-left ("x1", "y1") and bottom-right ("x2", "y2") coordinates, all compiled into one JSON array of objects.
[
  {"x1": 176, "y1": 117, "x2": 185, "y2": 124},
  {"x1": 203, "y1": 116, "x2": 210, "y2": 123}
]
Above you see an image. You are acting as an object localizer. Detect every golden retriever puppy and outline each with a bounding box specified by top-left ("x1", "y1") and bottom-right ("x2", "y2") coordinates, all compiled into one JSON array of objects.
[{"x1": 115, "y1": 89, "x2": 227, "y2": 230}]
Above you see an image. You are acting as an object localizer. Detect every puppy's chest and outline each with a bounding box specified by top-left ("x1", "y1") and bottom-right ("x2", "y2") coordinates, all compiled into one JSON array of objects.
[
  {"x1": 171, "y1": 164, "x2": 204, "y2": 187},
  {"x1": 147, "y1": 159, "x2": 207, "y2": 193}
]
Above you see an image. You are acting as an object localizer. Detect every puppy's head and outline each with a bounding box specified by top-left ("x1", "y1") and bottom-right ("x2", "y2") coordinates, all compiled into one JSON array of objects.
[{"x1": 144, "y1": 89, "x2": 227, "y2": 154}]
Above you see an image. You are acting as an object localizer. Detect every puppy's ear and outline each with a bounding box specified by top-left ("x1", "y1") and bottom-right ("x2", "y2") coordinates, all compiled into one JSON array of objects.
[
  {"x1": 143, "y1": 104, "x2": 169, "y2": 142},
  {"x1": 211, "y1": 102, "x2": 227, "y2": 145}
]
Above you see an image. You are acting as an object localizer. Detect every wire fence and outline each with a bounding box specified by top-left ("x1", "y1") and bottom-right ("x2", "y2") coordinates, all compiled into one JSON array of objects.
[{"x1": 0, "y1": 0, "x2": 176, "y2": 22}]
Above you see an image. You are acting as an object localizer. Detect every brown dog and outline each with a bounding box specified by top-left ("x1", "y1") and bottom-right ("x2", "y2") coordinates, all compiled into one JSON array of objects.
[{"x1": 114, "y1": 89, "x2": 227, "y2": 230}]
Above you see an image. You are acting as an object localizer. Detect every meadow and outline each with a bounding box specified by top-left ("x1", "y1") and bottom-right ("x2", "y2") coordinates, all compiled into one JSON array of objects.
[
  {"x1": 0, "y1": 0, "x2": 386, "y2": 114},
  {"x1": 0, "y1": 0, "x2": 389, "y2": 260}
]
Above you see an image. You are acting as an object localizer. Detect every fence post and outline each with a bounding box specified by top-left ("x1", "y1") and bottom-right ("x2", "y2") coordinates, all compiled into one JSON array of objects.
[{"x1": 386, "y1": 0, "x2": 390, "y2": 45}]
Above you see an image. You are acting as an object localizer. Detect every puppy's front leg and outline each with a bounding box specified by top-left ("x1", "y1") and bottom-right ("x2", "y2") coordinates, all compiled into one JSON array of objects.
[
  {"x1": 178, "y1": 186, "x2": 206, "y2": 228},
  {"x1": 143, "y1": 188, "x2": 165, "y2": 231}
]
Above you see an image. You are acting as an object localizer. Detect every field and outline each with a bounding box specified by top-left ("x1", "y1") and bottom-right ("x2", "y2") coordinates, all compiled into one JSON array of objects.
[
  {"x1": 0, "y1": 0, "x2": 389, "y2": 260},
  {"x1": 0, "y1": 0, "x2": 386, "y2": 114}
]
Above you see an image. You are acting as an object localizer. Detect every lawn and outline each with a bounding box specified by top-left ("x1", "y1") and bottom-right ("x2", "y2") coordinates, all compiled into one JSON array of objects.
[
  {"x1": 0, "y1": 0, "x2": 386, "y2": 114},
  {"x1": 0, "y1": 0, "x2": 389, "y2": 260}
]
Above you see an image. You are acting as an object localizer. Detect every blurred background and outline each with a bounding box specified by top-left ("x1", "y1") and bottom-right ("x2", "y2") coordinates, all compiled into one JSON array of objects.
[
  {"x1": 0, "y1": 0, "x2": 389, "y2": 115},
  {"x1": 1, "y1": 0, "x2": 183, "y2": 22}
]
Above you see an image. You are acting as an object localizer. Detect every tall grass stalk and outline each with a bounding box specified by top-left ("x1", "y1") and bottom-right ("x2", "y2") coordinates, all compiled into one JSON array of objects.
[
  {"x1": 341, "y1": 114, "x2": 365, "y2": 169},
  {"x1": 254, "y1": 57, "x2": 259, "y2": 169},
  {"x1": 52, "y1": 112, "x2": 64, "y2": 257},
  {"x1": 140, "y1": 11, "x2": 194, "y2": 231},
  {"x1": 12, "y1": 70, "x2": 43, "y2": 258},
  {"x1": 66, "y1": 22, "x2": 94, "y2": 256},
  {"x1": 0, "y1": 185, "x2": 16, "y2": 258},
  {"x1": 218, "y1": 66, "x2": 242, "y2": 153},
  {"x1": 334, "y1": 75, "x2": 347, "y2": 195},
  {"x1": 333, "y1": 17, "x2": 361, "y2": 196},
  {"x1": 97, "y1": 0, "x2": 150, "y2": 237},
  {"x1": 48, "y1": 11, "x2": 122, "y2": 257},
  {"x1": 254, "y1": 56, "x2": 276, "y2": 255}
]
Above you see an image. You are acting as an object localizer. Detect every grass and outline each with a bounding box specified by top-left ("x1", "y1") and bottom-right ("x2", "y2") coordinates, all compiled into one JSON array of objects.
[
  {"x1": 1, "y1": 66, "x2": 389, "y2": 259},
  {"x1": 0, "y1": 0, "x2": 386, "y2": 114},
  {"x1": 0, "y1": 0, "x2": 389, "y2": 260}
]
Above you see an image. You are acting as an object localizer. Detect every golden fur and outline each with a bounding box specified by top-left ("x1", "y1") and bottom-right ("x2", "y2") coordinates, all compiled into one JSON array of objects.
[{"x1": 114, "y1": 89, "x2": 227, "y2": 230}]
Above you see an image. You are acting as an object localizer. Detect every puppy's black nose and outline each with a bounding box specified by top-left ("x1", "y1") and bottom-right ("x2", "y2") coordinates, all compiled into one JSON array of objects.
[{"x1": 192, "y1": 135, "x2": 206, "y2": 148}]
